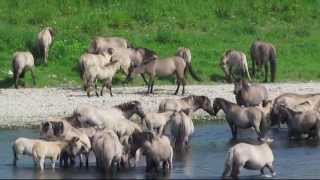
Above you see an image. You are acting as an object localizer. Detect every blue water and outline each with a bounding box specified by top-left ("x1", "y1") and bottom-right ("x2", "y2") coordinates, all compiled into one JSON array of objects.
[{"x1": 1, "y1": 121, "x2": 320, "y2": 179}]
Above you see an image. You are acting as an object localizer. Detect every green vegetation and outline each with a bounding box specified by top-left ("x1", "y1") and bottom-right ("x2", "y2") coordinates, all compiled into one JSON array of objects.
[{"x1": 0, "y1": 0, "x2": 319, "y2": 88}]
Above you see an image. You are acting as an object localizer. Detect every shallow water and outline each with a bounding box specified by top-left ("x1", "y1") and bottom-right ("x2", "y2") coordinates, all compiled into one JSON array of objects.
[{"x1": 1, "y1": 121, "x2": 320, "y2": 179}]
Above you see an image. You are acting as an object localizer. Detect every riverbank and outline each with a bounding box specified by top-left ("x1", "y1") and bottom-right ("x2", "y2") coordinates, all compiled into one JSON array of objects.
[{"x1": 1, "y1": 82, "x2": 320, "y2": 128}]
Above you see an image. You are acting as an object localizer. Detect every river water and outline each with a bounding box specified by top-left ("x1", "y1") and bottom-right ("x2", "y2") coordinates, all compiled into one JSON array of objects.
[{"x1": 1, "y1": 121, "x2": 320, "y2": 179}]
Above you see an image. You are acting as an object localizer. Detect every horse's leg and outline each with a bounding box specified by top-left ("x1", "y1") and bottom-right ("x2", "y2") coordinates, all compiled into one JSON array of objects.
[
  {"x1": 252, "y1": 59, "x2": 256, "y2": 78},
  {"x1": 15, "y1": 72, "x2": 20, "y2": 89},
  {"x1": 181, "y1": 78, "x2": 186, "y2": 95},
  {"x1": 106, "y1": 81, "x2": 113, "y2": 97},
  {"x1": 264, "y1": 63, "x2": 269, "y2": 82},
  {"x1": 140, "y1": 73, "x2": 148, "y2": 86},
  {"x1": 174, "y1": 79, "x2": 181, "y2": 95},
  {"x1": 232, "y1": 125, "x2": 238, "y2": 140},
  {"x1": 266, "y1": 164, "x2": 276, "y2": 176},
  {"x1": 260, "y1": 165, "x2": 265, "y2": 175},
  {"x1": 31, "y1": 68, "x2": 36, "y2": 86},
  {"x1": 231, "y1": 161, "x2": 241, "y2": 179},
  {"x1": 147, "y1": 76, "x2": 153, "y2": 94},
  {"x1": 150, "y1": 78, "x2": 155, "y2": 94},
  {"x1": 253, "y1": 122, "x2": 262, "y2": 140},
  {"x1": 95, "y1": 81, "x2": 99, "y2": 97}
]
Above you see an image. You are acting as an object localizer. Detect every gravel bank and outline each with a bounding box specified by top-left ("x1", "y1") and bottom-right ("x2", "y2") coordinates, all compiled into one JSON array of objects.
[{"x1": 1, "y1": 82, "x2": 320, "y2": 128}]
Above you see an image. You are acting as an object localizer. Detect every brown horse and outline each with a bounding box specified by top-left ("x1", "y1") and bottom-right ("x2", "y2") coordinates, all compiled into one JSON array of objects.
[
  {"x1": 127, "y1": 47, "x2": 201, "y2": 95},
  {"x1": 212, "y1": 98, "x2": 268, "y2": 140},
  {"x1": 250, "y1": 40, "x2": 277, "y2": 82}
]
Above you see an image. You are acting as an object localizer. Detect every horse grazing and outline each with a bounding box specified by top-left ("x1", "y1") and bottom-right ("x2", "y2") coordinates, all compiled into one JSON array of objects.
[
  {"x1": 158, "y1": 95, "x2": 214, "y2": 115},
  {"x1": 222, "y1": 141, "x2": 275, "y2": 178},
  {"x1": 250, "y1": 40, "x2": 277, "y2": 82},
  {"x1": 270, "y1": 93, "x2": 320, "y2": 128},
  {"x1": 278, "y1": 105, "x2": 320, "y2": 140},
  {"x1": 127, "y1": 47, "x2": 201, "y2": 95},
  {"x1": 219, "y1": 49, "x2": 251, "y2": 82},
  {"x1": 12, "y1": 51, "x2": 36, "y2": 88},
  {"x1": 212, "y1": 98, "x2": 268, "y2": 140},
  {"x1": 234, "y1": 79, "x2": 268, "y2": 107}
]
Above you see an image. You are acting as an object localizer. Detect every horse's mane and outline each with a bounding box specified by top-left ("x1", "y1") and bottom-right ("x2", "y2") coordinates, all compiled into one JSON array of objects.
[
  {"x1": 115, "y1": 100, "x2": 140, "y2": 112},
  {"x1": 241, "y1": 79, "x2": 250, "y2": 90}
]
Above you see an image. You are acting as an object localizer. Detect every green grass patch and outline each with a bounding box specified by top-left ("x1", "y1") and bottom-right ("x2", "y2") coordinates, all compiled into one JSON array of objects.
[{"x1": 0, "y1": 0, "x2": 319, "y2": 88}]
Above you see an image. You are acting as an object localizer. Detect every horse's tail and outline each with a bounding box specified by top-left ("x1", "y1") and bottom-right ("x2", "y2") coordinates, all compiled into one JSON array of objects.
[
  {"x1": 12, "y1": 143, "x2": 17, "y2": 165},
  {"x1": 269, "y1": 46, "x2": 277, "y2": 82},
  {"x1": 259, "y1": 110, "x2": 267, "y2": 138},
  {"x1": 185, "y1": 62, "x2": 201, "y2": 81},
  {"x1": 315, "y1": 115, "x2": 320, "y2": 139},
  {"x1": 177, "y1": 114, "x2": 188, "y2": 149},
  {"x1": 241, "y1": 53, "x2": 251, "y2": 81},
  {"x1": 222, "y1": 148, "x2": 234, "y2": 177}
]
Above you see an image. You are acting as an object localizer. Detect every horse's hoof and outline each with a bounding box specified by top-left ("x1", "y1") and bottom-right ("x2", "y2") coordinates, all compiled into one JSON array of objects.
[{"x1": 272, "y1": 172, "x2": 276, "y2": 177}]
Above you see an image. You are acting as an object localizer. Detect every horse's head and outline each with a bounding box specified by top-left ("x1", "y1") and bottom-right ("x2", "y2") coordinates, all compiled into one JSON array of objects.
[
  {"x1": 129, "y1": 130, "x2": 154, "y2": 153},
  {"x1": 194, "y1": 95, "x2": 214, "y2": 115},
  {"x1": 40, "y1": 121, "x2": 53, "y2": 138},
  {"x1": 277, "y1": 104, "x2": 293, "y2": 124},
  {"x1": 116, "y1": 101, "x2": 145, "y2": 119},
  {"x1": 212, "y1": 98, "x2": 223, "y2": 115},
  {"x1": 68, "y1": 136, "x2": 86, "y2": 156}
]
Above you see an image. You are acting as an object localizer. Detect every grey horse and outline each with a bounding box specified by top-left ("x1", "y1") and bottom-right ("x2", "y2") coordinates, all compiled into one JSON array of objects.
[
  {"x1": 250, "y1": 40, "x2": 277, "y2": 82},
  {"x1": 12, "y1": 51, "x2": 36, "y2": 88},
  {"x1": 213, "y1": 98, "x2": 268, "y2": 140},
  {"x1": 234, "y1": 79, "x2": 268, "y2": 107},
  {"x1": 37, "y1": 27, "x2": 54, "y2": 65},
  {"x1": 222, "y1": 140, "x2": 275, "y2": 178},
  {"x1": 127, "y1": 47, "x2": 201, "y2": 95},
  {"x1": 278, "y1": 105, "x2": 320, "y2": 140},
  {"x1": 219, "y1": 49, "x2": 251, "y2": 82},
  {"x1": 270, "y1": 93, "x2": 320, "y2": 128}
]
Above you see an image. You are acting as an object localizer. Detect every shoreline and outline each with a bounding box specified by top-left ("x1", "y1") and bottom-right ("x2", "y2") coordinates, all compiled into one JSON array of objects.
[{"x1": 1, "y1": 82, "x2": 320, "y2": 128}]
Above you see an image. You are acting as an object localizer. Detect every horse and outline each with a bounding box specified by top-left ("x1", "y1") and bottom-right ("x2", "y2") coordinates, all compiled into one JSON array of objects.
[
  {"x1": 158, "y1": 95, "x2": 214, "y2": 115},
  {"x1": 219, "y1": 49, "x2": 251, "y2": 82},
  {"x1": 222, "y1": 140, "x2": 275, "y2": 178},
  {"x1": 212, "y1": 98, "x2": 268, "y2": 140},
  {"x1": 270, "y1": 92, "x2": 320, "y2": 128},
  {"x1": 234, "y1": 79, "x2": 268, "y2": 107},
  {"x1": 127, "y1": 47, "x2": 201, "y2": 95},
  {"x1": 278, "y1": 105, "x2": 320, "y2": 140},
  {"x1": 250, "y1": 40, "x2": 277, "y2": 82}
]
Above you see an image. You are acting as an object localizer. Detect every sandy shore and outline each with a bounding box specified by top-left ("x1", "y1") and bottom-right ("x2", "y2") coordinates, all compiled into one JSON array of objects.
[{"x1": 1, "y1": 82, "x2": 320, "y2": 128}]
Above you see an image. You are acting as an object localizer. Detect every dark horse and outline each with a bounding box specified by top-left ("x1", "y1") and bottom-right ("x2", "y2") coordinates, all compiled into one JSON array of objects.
[{"x1": 250, "y1": 40, "x2": 277, "y2": 82}]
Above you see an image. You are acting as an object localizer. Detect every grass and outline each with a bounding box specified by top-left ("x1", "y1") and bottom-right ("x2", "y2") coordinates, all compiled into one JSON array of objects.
[{"x1": 0, "y1": 0, "x2": 319, "y2": 88}]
